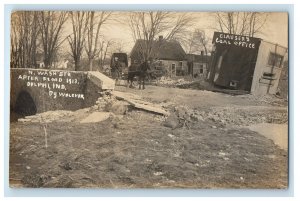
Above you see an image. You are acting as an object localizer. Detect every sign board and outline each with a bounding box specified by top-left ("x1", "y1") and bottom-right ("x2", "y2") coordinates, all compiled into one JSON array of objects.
[
  {"x1": 16, "y1": 70, "x2": 85, "y2": 100},
  {"x1": 212, "y1": 32, "x2": 261, "y2": 49}
]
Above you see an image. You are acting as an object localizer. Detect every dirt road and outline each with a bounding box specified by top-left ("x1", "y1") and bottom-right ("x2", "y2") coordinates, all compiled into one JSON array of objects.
[
  {"x1": 115, "y1": 85, "x2": 287, "y2": 109},
  {"x1": 9, "y1": 85, "x2": 288, "y2": 188}
]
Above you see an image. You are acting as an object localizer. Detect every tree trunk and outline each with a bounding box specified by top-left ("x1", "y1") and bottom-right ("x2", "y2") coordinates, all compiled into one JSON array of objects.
[
  {"x1": 89, "y1": 59, "x2": 93, "y2": 71},
  {"x1": 44, "y1": 55, "x2": 52, "y2": 69},
  {"x1": 74, "y1": 58, "x2": 81, "y2": 71}
]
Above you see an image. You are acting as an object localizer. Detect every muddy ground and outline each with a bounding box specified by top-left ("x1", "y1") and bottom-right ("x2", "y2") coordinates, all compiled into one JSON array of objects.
[{"x1": 9, "y1": 85, "x2": 288, "y2": 188}]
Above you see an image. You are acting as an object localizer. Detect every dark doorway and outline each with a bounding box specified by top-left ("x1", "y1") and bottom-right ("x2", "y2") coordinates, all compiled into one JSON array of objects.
[{"x1": 11, "y1": 91, "x2": 37, "y2": 121}]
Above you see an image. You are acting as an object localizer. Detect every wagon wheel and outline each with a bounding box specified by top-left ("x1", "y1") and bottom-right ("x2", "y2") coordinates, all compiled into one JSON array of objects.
[
  {"x1": 104, "y1": 68, "x2": 111, "y2": 77},
  {"x1": 126, "y1": 77, "x2": 139, "y2": 88},
  {"x1": 130, "y1": 77, "x2": 139, "y2": 88}
]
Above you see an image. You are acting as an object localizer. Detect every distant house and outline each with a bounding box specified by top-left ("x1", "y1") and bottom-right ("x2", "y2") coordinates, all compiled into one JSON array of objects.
[
  {"x1": 130, "y1": 36, "x2": 187, "y2": 77},
  {"x1": 35, "y1": 52, "x2": 73, "y2": 70},
  {"x1": 35, "y1": 52, "x2": 44, "y2": 68},
  {"x1": 186, "y1": 52, "x2": 211, "y2": 78},
  {"x1": 52, "y1": 60, "x2": 69, "y2": 69}
]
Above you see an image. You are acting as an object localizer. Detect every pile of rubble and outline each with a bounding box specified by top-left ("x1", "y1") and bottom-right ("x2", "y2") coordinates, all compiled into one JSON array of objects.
[
  {"x1": 163, "y1": 105, "x2": 288, "y2": 129},
  {"x1": 17, "y1": 90, "x2": 168, "y2": 124},
  {"x1": 163, "y1": 106, "x2": 191, "y2": 129},
  {"x1": 154, "y1": 76, "x2": 192, "y2": 86},
  {"x1": 93, "y1": 91, "x2": 129, "y2": 115},
  {"x1": 239, "y1": 94, "x2": 288, "y2": 106},
  {"x1": 17, "y1": 110, "x2": 76, "y2": 123},
  {"x1": 195, "y1": 107, "x2": 288, "y2": 126},
  {"x1": 17, "y1": 91, "x2": 126, "y2": 124}
]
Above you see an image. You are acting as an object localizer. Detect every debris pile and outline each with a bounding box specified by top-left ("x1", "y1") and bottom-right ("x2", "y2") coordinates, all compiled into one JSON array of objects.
[
  {"x1": 80, "y1": 112, "x2": 111, "y2": 124},
  {"x1": 111, "y1": 91, "x2": 170, "y2": 116},
  {"x1": 18, "y1": 110, "x2": 75, "y2": 123},
  {"x1": 16, "y1": 92, "x2": 113, "y2": 124},
  {"x1": 188, "y1": 107, "x2": 288, "y2": 126},
  {"x1": 17, "y1": 91, "x2": 122, "y2": 124},
  {"x1": 163, "y1": 105, "x2": 288, "y2": 129},
  {"x1": 163, "y1": 106, "x2": 192, "y2": 129},
  {"x1": 17, "y1": 90, "x2": 170, "y2": 124},
  {"x1": 154, "y1": 76, "x2": 192, "y2": 86},
  {"x1": 92, "y1": 91, "x2": 129, "y2": 115},
  {"x1": 239, "y1": 94, "x2": 288, "y2": 106},
  {"x1": 177, "y1": 80, "x2": 212, "y2": 90}
]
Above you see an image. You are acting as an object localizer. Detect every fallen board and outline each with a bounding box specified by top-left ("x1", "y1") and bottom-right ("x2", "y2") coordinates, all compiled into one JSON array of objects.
[{"x1": 111, "y1": 91, "x2": 170, "y2": 116}]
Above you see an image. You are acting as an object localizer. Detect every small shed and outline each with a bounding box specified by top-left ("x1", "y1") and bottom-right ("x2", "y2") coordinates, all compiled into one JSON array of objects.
[
  {"x1": 208, "y1": 32, "x2": 288, "y2": 95},
  {"x1": 186, "y1": 53, "x2": 210, "y2": 78}
]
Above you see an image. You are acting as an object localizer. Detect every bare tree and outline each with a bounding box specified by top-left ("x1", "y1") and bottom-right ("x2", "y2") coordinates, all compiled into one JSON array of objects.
[
  {"x1": 186, "y1": 29, "x2": 210, "y2": 55},
  {"x1": 97, "y1": 39, "x2": 113, "y2": 69},
  {"x1": 128, "y1": 12, "x2": 194, "y2": 62},
  {"x1": 214, "y1": 12, "x2": 268, "y2": 37},
  {"x1": 11, "y1": 12, "x2": 22, "y2": 68},
  {"x1": 247, "y1": 12, "x2": 269, "y2": 37},
  {"x1": 165, "y1": 13, "x2": 194, "y2": 42},
  {"x1": 67, "y1": 11, "x2": 89, "y2": 71},
  {"x1": 110, "y1": 40, "x2": 125, "y2": 53},
  {"x1": 85, "y1": 11, "x2": 112, "y2": 71},
  {"x1": 10, "y1": 11, "x2": 40, "y2": 68},
  {"x1": 38, "y1": 11, "x2": 68, "y2": 68}
]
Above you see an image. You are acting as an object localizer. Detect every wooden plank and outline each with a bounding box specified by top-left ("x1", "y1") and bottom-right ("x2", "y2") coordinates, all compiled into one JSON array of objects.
[
  {"x1": 112, "y1": 91, "x2": 142, "y2": 100},
  {"x1": 131, "y1": 102, "x2": 170, "y2": 116},
  {"x1": 111, "y1": 91, "x2": 169, "y2": 116}
]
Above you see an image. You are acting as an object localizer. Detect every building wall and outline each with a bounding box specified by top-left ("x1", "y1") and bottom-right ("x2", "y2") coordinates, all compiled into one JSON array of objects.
[
  {"x1": 159, "y1": 60, "x2": 188, "y2": 77},
  {"x1": 277, "y1": 61, "x2": 288, "y2": 99},
  {"x1": 251, "y1": 41, "x2": 288, "y2": 95},
  {"x1": 192, "y1": 62, "x2": 208, "y2": 78},
  {"x1": 209, "y1": 32, "x2": 261, "y2": 91}
]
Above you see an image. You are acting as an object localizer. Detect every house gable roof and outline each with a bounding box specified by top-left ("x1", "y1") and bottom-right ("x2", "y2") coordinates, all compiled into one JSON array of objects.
[
  {"x1": 186, "y1": 54, "x2": 211, "y2": 63},
  {"x1": 130, "y1": 39, "x2": 186, "y2": 61}
]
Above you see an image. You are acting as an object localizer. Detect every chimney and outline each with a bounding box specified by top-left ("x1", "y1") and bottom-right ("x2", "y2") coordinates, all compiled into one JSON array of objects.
[{"x1": 159, "y1": 35, "x2": 163, "y2": 41}]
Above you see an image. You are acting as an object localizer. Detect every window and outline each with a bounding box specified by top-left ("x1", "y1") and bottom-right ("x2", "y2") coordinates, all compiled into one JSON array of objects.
[
  {"x1": 262, "y1": 72, "x2": 276, "y2": 80},
  {"x1": 171, "y1": 63, "x2": 176, "y2": 70},
  {"x1": 268, "y1": 52, "x2": 283, "y2": 67},
  {"x1": 199, "y1": 64, "x2": 204, "y2": 74},
  {"x1": 155, "y1": 60, "x2": 163, "y2": 70},
  {"x1": 179, "y1": 61, "x2": 183, "y2": 67},
  {"x1": 229, "y1": 80, "x2": 238, "y2": 88},
  {"x1": 172, "y1": 63, "x2": 177, "y2": 76},
  {"x1": 260, "y1": 72, "x2": 276, "y2": 85}
]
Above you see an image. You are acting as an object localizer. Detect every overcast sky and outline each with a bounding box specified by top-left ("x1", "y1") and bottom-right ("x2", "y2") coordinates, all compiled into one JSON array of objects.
[{"x1": 60, "y1": 12, "x2": 288, "y2": 54}]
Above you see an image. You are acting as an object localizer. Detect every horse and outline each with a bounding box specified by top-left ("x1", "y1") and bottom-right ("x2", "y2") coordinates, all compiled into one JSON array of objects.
[{"x1": 127, "y1": 61, "x2": 150, "y2": 90}]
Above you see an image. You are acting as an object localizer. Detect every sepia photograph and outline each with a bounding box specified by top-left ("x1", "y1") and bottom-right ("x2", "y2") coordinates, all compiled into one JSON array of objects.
[{"x1": 9, "y1": 10, "x2": 288, "y2": 188}]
